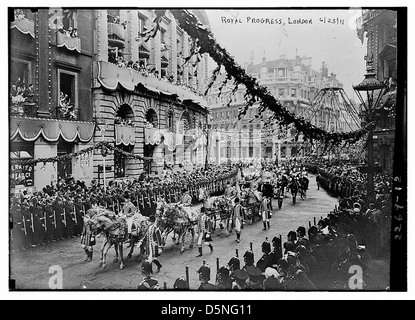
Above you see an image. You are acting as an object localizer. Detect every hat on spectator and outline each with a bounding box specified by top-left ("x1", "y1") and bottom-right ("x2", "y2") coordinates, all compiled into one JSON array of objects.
[
  {"x1": 246, "y1": 266, "x2": 262, "y2": 277},
  {"x1": 233, "y1": 269, "x2": 249, "y2": 281}
]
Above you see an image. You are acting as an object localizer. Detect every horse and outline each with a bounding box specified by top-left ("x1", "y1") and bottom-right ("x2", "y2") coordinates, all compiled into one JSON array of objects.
[
  {"x1": 156, "y1": 200, "x2": 196, "y2": 253},
  {"x1": 299, "y1": 176, "x2": 309, "y2": 199},
  {"x1": 198, "y1": 187, "x2": 233, "y2": 234},
  {"x1": 239, "y1": 186, "x2": 261, "y2": 224},
  {"x1": 288, "y1": 178, "x2": 299, "y2": 205},
  {"x1": 125, "y1": 212, "x2": 152, "y2": 261},
  {"x1": 90, "y1": 211, "x2": 128, "y2": 270}
]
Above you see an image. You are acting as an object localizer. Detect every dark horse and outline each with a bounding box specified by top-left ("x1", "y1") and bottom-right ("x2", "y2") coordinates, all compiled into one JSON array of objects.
[{"x1": 288, "y1": 178, "x2": 299, "y2": 205}]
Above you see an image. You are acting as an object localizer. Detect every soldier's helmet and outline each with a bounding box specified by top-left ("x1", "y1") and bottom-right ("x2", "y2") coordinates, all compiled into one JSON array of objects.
[
  {"x1": 261, "y1": 240, "x2": 271, "y2": 254},
  {"x1": 243, "y1": 251, "x2": 254, "y2": 266},
  {"x1": 197, "y1": 265, "x2": 211, "y2": 282}
]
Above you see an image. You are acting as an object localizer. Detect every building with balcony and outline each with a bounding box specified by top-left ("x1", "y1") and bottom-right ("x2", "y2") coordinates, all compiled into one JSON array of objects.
[
  {"x1": 207, "y1": 54, "x2": 355, "y2": 162},
  {"x1": 356, "y1": 9, "x2": 397, "y2": 174},
  {"x1": 10, "y1": 8, "x2": 96, "y2": 192},
  {"x1": 92, "y1": 9, "x2": 210, "y2": 180},
  {"x1": 10, "y1": 8, "x2": 211, "y2": 192}
]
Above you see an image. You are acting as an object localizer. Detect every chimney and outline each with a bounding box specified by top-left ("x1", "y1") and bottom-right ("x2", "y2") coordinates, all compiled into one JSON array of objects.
[
  {"x1": 262, "y1": 51, "x2": 266, "y2": 63},
  {"x1": 321, "y1": 61, "x2": 328, "y2": 78}
]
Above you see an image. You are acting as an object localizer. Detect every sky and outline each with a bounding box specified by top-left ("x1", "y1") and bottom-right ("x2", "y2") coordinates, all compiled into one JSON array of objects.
[{"x1": 204, "y1": 9, "x2": 368, "y2": 99}]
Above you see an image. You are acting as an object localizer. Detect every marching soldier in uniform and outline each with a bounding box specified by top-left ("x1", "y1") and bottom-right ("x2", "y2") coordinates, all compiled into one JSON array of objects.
[
  {"x1": 195, "y1": 207, "x2": 213, "y2": 257},
  {"x1": 32, "y1": 197, "x2": 46, "y2": 245},
  {"x1": 233, "y1": 197, "x2": 243, "y2": 243},
  {"x1": 80, "y1": 208, "x2": 96, "y2": 262},
  {"x1": 138, "y1": 215, "x2": 163, "y2": 272}
]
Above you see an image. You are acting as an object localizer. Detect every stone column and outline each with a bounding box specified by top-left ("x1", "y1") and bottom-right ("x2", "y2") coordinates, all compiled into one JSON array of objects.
[
  {"x1": 96, "y1": 10, "x2": 109, "y2": 62},
  {"x1": 129, "y1": 10, "x2": 139, "y2": 62}
]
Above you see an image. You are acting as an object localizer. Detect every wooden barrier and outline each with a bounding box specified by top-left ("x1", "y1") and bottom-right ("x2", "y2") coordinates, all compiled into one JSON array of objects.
[{"x1": 185, "y1": 266, "x2": 189, "y2": 289}]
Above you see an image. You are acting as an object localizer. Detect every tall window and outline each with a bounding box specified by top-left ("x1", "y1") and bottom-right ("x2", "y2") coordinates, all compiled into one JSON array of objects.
[
  {"x1": 11, "y1": 59, "x2": 31, "y2": 87},
  {"x1": 291, "y1": 88, "x2": 297, "y2": 98},
  {"x1": 58, "y1": 69, "x2": 78, "y2": 120},
  {"x1": 114, "y1": 145, "x2": 133, "y2": 178},
  {"x1": 62, "y1": 9, "x2": 78, "y2": 30},
  {"x1": 279, "y1": 88, "x2": 284, "y2": 98},
  {"x1": 138, "y1": 14, "x2": 147, "y2": 34}
]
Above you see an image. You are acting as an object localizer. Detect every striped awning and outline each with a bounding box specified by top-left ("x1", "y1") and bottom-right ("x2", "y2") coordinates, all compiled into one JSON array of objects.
[
  {"x1": 10, "y1": 18, "x2": 34, "y2": 38},
  {"x1": 10, "y1": 116, "x2": 95, "y2": 143},
  {"x1": 115, "y1": 125, "x2": 135, "y2": 146},
  {"x1": 57, "y1": 32, "x2": 82, "y2": 53}
]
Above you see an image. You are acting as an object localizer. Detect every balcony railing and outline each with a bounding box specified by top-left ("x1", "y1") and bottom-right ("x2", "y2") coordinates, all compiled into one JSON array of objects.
[
  {"x1": 108, "y1": 22, "x2": 126, "y2": 41},
  {"x1": 56, "y1": 31, "x2": 81, "y2": 53},
  {"x1": 10, "y1": 17, "x2": 34, "y2": 38},
  {"x1": 10, "y1": 102, "x2": 37, "y2": 117}
]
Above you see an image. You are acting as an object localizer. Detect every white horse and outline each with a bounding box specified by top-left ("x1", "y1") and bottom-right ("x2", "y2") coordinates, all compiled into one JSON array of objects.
[{"x1": 156, "y1": 200, "x2": 197, "y2": 253}]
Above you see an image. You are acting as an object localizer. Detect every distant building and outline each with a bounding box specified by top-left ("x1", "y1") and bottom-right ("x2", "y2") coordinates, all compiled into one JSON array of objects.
[{"x1": 206, "y1": 53, "x2": 357, "y2": 162}]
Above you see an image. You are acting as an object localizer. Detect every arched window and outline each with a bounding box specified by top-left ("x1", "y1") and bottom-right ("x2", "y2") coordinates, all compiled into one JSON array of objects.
[
  {"x1": 115, "y1": 104, "x2": 134, "y2": 125},
  {"x1": 145, "y1": 109, "x2": 158, "y2": 127}
]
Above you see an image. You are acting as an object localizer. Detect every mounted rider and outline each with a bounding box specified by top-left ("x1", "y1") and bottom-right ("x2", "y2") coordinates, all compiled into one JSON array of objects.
[{"x1": 224, "y1": 181, "x2": 237, "y2": 200}]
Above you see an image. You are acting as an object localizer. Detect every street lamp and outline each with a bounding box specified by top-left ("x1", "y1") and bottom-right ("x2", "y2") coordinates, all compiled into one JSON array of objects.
[{"x1": 353, "y1": 57, "x2": 386, "y2": 201}]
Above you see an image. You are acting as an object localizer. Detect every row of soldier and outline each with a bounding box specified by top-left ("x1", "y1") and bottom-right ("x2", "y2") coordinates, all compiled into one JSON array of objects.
[{"x1": 10, "y1": 165, "x2": 239, "y2": 251}]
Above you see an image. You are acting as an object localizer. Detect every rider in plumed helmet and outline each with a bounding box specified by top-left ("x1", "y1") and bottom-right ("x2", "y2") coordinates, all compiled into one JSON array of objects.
[
  {"x1": 137, "y1": 260, "x2": 159, "y2": 290},
  {"x1": 256, "y1": 238, "x2": 272, "y2": 272},
  {"x1": 197, "y1": 263, "x2": 216, "y2": 290}
]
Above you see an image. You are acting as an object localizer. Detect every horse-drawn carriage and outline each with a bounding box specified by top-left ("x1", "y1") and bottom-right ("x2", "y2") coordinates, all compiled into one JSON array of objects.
[{"x1": 238, "y1": 181, "x2": 262, "y2": 224}]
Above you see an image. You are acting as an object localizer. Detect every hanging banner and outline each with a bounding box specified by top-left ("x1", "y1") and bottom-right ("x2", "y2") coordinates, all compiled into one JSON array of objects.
[{"x1": 10, "y1": 163, "x2": 34, "y2": 187}]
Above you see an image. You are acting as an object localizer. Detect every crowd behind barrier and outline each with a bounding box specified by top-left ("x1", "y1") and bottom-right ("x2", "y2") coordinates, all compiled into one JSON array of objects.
[
  {"x1": 139, "y1": 158, "x2": 392, "y2": 290},
  {"x1": 9, "y1": 164, "x2": 238, "y2": 251},
  {"x1": 11, "y1": 157, "x2": 392, "y2": 290}
]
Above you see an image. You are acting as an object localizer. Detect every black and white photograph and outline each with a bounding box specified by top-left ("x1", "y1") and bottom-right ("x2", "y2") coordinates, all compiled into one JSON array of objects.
[{"x1": 4, "y1": 2, "x2": 409, "y2": 298}]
